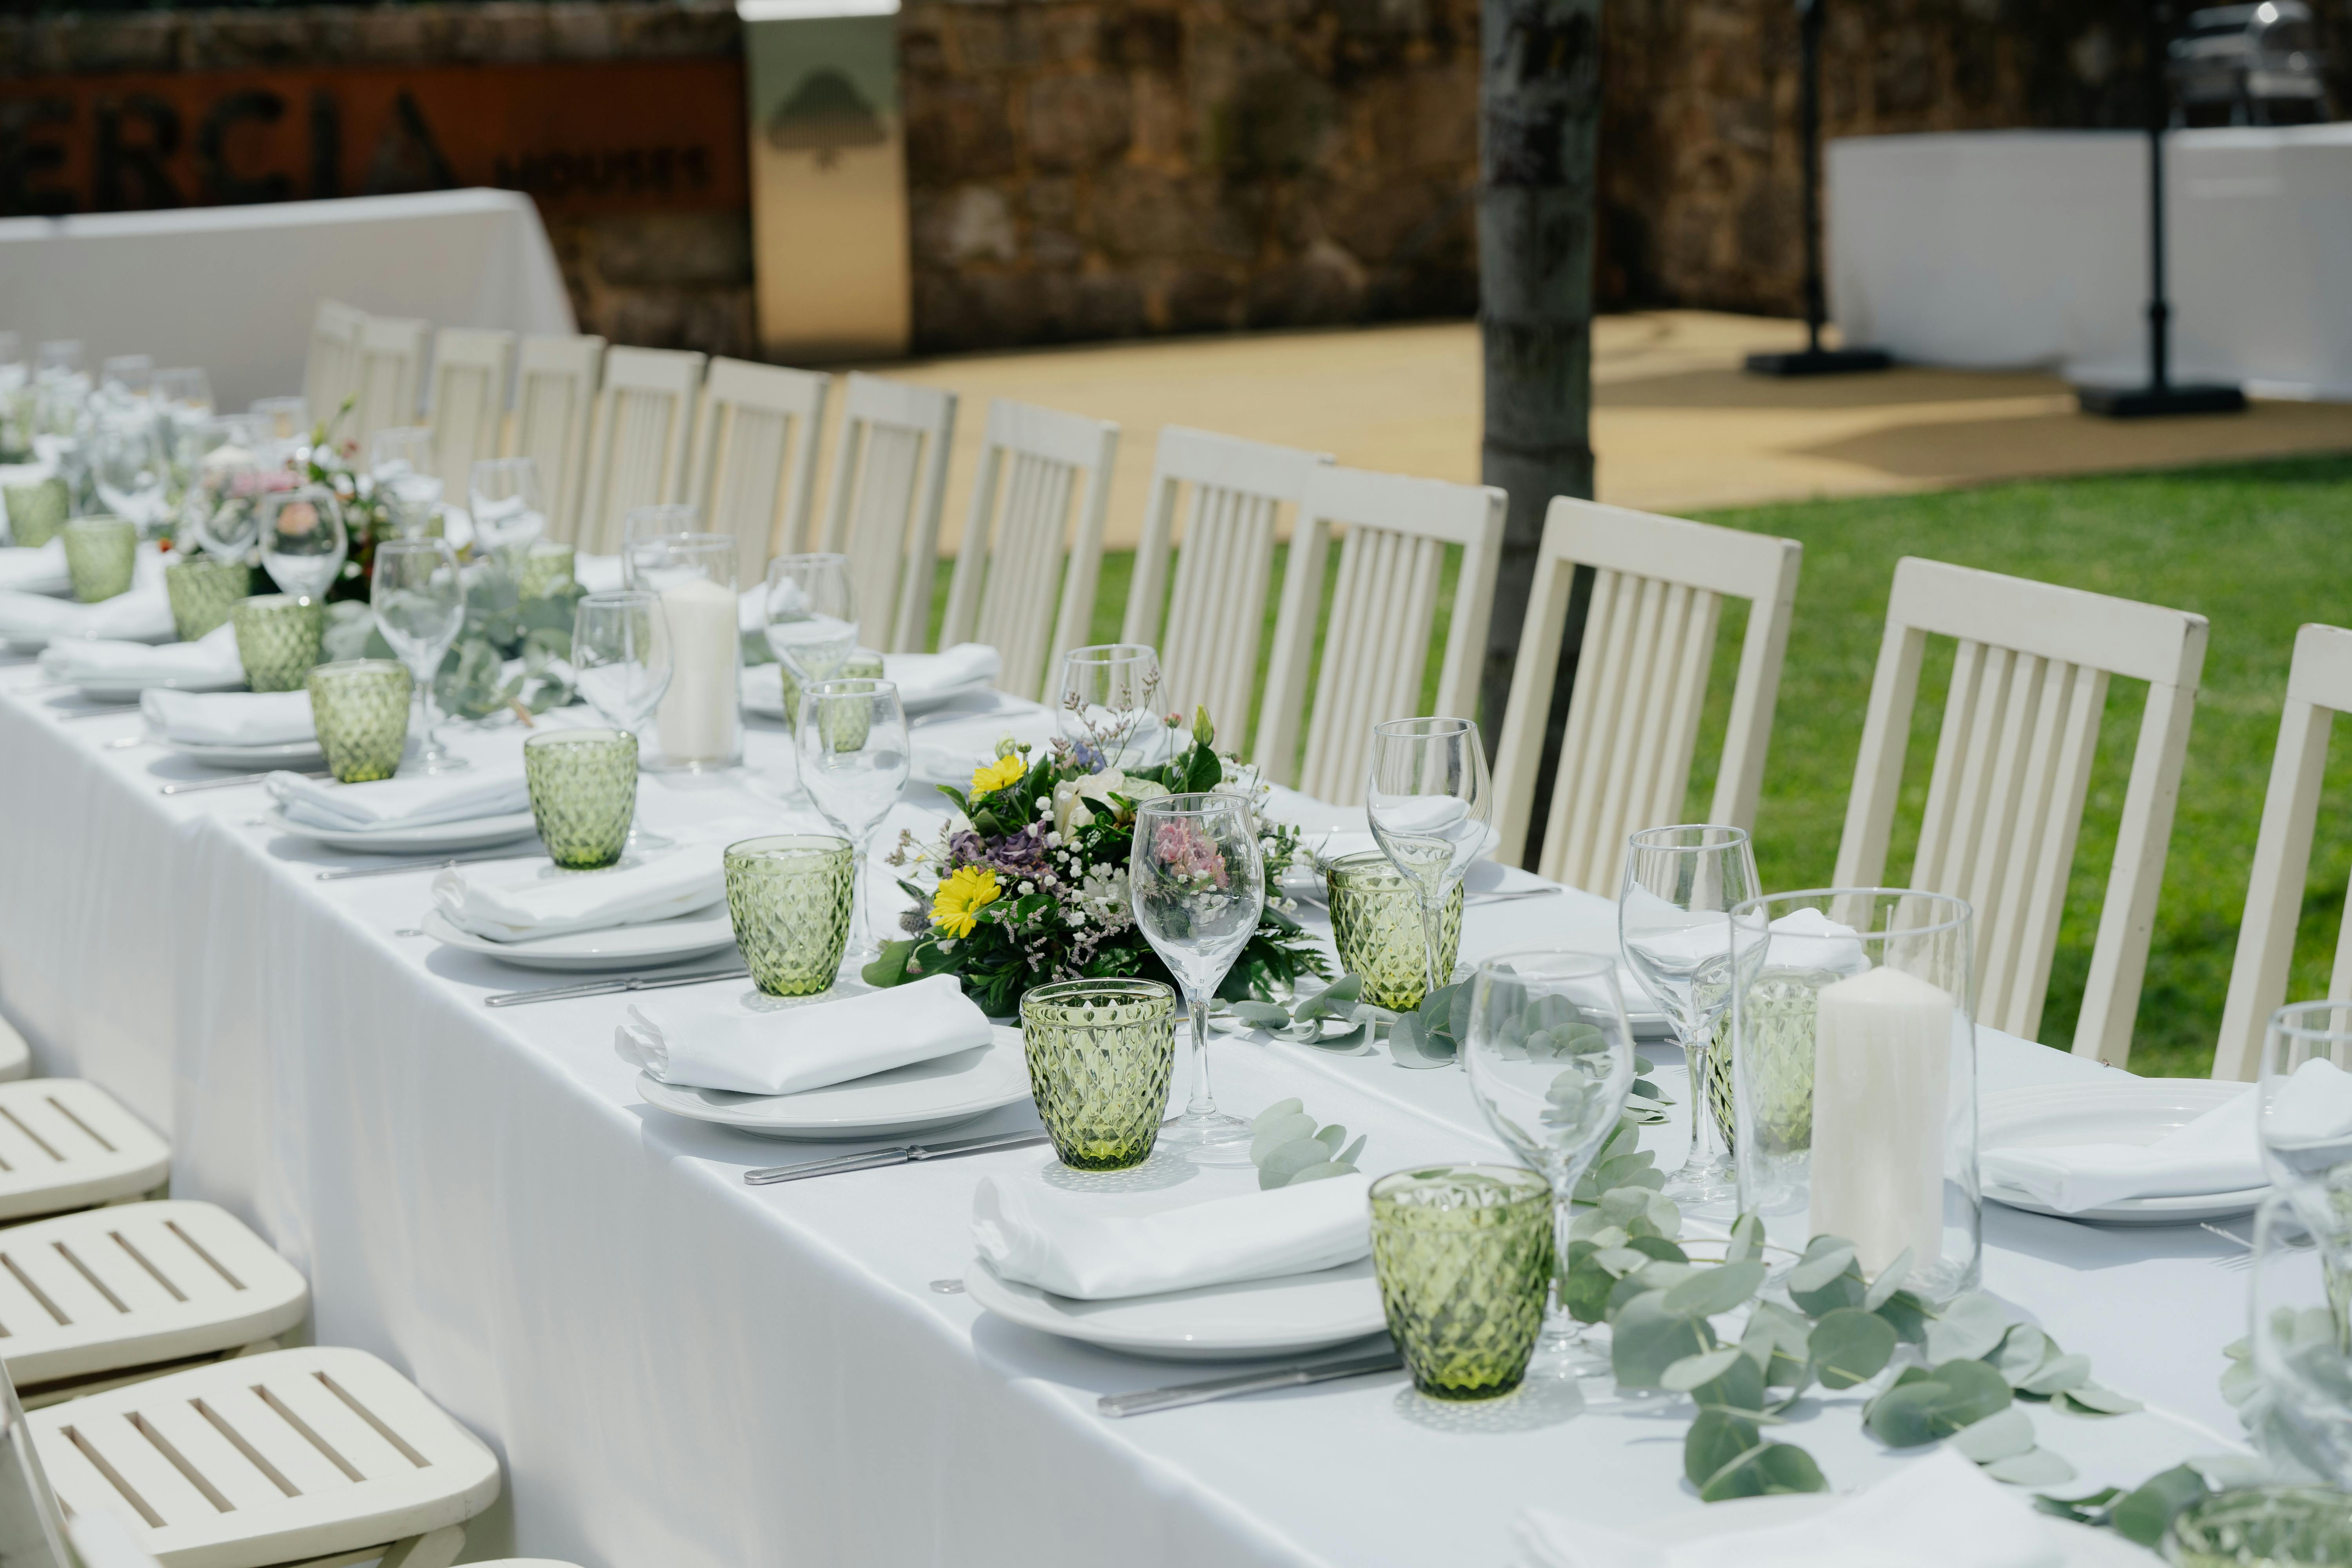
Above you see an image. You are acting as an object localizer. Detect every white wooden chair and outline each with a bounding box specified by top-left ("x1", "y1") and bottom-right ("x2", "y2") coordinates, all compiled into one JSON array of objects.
[
  {"x1": 299, "y1": 303, "x2": 364, "y2": 428},
  {"x1": 1252, "y1": 466, "x2": 1506, "y2": 806},
  {"x1": 0, "y1": 1079, "x2": 169, "y2": 1222},
  {"x1": 937, "y1": 399, "x2": 1120, "y2": 702},
  {"x1": 347, "y1": 318, "x2": 427, "y2": 449},
  {"x1": 1490, "y1": 497, "x2": 1802, "y2": 894},
  {"x1": 1118, "y1": 427, "x2": 1329, "y2": 737},
  {"x1": 576, "y1": 347, "x2": 706, "y2": 556},
  {"x1": 507, "y1": 336, "x2": 603, "y2": 546},
  {"x1": 815, "y1": 372, "x2": 957, "y2": 654},
  {"x1": 1832, "y1": 557, "x2": 2208, "y2": 1065},
  {"x1": 2213, "y1": 625, "x2": 2352, "y2": 1079},
  {"x1": 423, "y1": 329, "x2": 514, "y2": 503},
  {"x1": 0, "y1": 1013, "x2": 33, "y2": 1080},
  {"x1": 683, "y1": 358, "x2": 829, "y2": 573}
]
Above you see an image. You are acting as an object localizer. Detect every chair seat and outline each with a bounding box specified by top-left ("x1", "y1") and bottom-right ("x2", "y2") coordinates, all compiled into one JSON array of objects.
[
  {"x1": 0, "y1": 1079, "x2": 170, "y2": 1221},
  {"x1": 0, "y1": 1201, "x2": 306, "y2": 1388},
  {"x1": 0, "y1": 1016, "x2": 30, "y2": 1081},
  {"x1": 29, "y1": 1346, "x2": 500, "y2": 1568}
]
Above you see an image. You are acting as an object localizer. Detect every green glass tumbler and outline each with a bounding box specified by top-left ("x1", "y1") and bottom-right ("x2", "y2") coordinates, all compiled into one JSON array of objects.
[
  {"x1": 1020, "y1": 979, "x2": 1177, "y2": 1171},
  {"x1": 62, "y1": 516, "x2": 137, "y2": 603},
  {"x1": 4, "y1": 477, "x2": 69, "y2": 548},
  {"x1": 232, "y1": 594, "x2": 325, "y2": 692},
  {"x1": 307, "y1": 660, "x2": 412, "y2": 784},
  {"x1": 2166, "y1": 1488, "x2": 2352, "y2": 1566},
  {"x1": 524, "y1": 728, "x2": 639, "y2": 870},
  {"x1": 163, "y1": 557, "x2": 252, "y2": 641},
  {"x1": 1370, "y1": 1164, "x2": 1554, "y2": 1401},
  {"x1": 519, "y1": 539, "x2": 576, "y2": 601},
  {"x1": 1326, "y1": 851, "x2": 1464, "y2": 1011},
  {"x1": 780, "y1": 652, "x2": 880, "y2": 735},
  {"x1": 724, "y1": 834, "x2": 855, "y2": 996}
]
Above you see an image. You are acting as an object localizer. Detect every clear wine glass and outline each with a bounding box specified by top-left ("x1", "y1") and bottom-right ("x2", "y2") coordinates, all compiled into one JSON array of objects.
[
  {"x1": 623, "y1": 503, "x2": 700, "y2": 547},
  {"x1": 370, "y1": 427, "x2": 443, "y2": 538},
  {"x1": 259, "y1": 485, "x2": 349, "y2": 602},
  {"x1": 2261, "y1": 1002, "x2": 2352, "y2": 1234},
  {"x1": 98, "y1": 354, "x2": 152, "y2": 406},
  {"x1": 1060, "y1": 643, "x2": 1166, "y2": 768},
  {"x1": 1367, "y1": 716, "x2": 1492, "y2": 1004},
  {"x1": 1465, "y1": 949, "x2": 1637, "y2": 1386},
  {"x1": 2250, "y1": 1191, "x2": 2352, "y2": 1487},
  {"x1": 248, "y1": 396, "x2": 310, "y2": 445},
  {"x1": 765, "y1": 553, "x2": 858, "y2": 727},
  {"x1": 573, "y1": 590, "x2": 675, "y2": 851},
  {"x1": 468, "y1": 456, "x2": 546, "y2": 564},
  {"x1": 798, "y1": 677, "x2": 910, "y2": 962},
  {"x1": 153, "y1": 367, "x2": 213, "y2": 421},
  {"x1": 89, "y1": 414, "x2": 171, "y2": 536},
  {"x1": 371, "y1": 538, "x2": 468, "y2": 774},
  {"x1": 182, "y1": 422, "x2": 281, "y2": 562},
  {"x1": 1131, "y1": 792, "x2": 1265, "y2": 1151},
  {"x1": 1619, "y1": 824, "x2": 1761, "y2": 1208}
]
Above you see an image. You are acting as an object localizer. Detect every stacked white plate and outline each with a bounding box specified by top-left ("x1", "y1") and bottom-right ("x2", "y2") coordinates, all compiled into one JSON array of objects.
[
  {"x1": 1979, "y1": 1078, "x2": 2265, "y2": 1224},
  {"x1": 263, "y1": 808, "x2": 542, "y2": 855},
  {"x1": 637, "y1": 1024, "x2": 1031, "y2": 1140},
  {"x1": 963, "y1": 1255, "x2": 1389, "y2": 1361}
]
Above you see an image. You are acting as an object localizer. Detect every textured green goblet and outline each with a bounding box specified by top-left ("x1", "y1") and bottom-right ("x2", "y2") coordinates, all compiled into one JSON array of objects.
[
  {"x1": 524, "y1": 728, "x2": 639, "y2": 870},
  {"x1": 163, "y1": 557, "x2": 252, "y2": 641},
  {"x1": 2166, "y1": 1488, "x2": 2352, "y2": 1566},
  {"x1": 3, "y1": 477, "x2": 70, "y2": 548},
  {"x1": 519, "y1": 539, "x2": 576, "y2": 601},
  {"x1": 724, "y1": 834, "x2": 855, "y2": 996},
  {"x1": 779, "y1": 652, "x2": 881, "y2": 734},
  {"x1": 307, "y1": 660, "x2": 412, "y2": 784},
  {"x1": 1370, "y1": 1164, "x2": 1554, "y2": 1401},
  {"x1": 232, "y1": 594, "x2": 325, "y2": 692},
  {"x1": 1021, "y1": 978, "x2": 1177, "y2": 1171},
  {"x1": 62, "y1": 516, "x2": 136, "y2": 603},
  {"x1": 1327, "y1": 851, "x2": 1464, "y2": 1011}
]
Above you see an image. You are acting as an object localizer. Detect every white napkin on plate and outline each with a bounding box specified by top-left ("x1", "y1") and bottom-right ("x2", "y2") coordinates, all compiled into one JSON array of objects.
[
  {"x1": 1514, "y1": 1450, "x2": 2060, "y2": 1568},
  {"x1": 1983, "y1": 1085, "x2": 2261, "y2": 1212},
  {"x1": 883, "y1": 643, "x2": 1000, "y2": 705},
  {"x1": 268, "y1": 765, "x2": 529, "y2": 832},
  {"x1": 42, "y1": 621, "x2": 243, "y2": 689},
  {"x1": 431, "y1": 818, "x2": 766, "y2": 941},
  {"x1": 0, "y1": 541, "x2": 68, "y2": 595},
  {"x1": 615, "y1": 973, "x2": 992, "y2": 1096},
  {"x1": 0, "y1": 550, "x2": 171, "y2": 644},
  {"x1": 574, "y1": 553, "x2": 624, "y2": 594},
  {"x1": 972, "y1": 1172, "x2": 1373, "y2": 1300},
  {"x1": 1310, "y1": 825, "x2": 1504, "y2": 866},
  {"x1": 143, "y1": 688, "x2": 316, "y2": 747}
]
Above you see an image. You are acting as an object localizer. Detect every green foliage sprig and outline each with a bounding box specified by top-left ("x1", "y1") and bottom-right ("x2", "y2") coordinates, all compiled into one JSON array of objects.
[{"x1": 1249, "y1": 1098, "x2": 1367, "y2": 1189}]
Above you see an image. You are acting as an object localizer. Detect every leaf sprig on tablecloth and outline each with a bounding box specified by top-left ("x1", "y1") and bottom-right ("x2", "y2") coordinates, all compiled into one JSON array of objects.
[{"x1": 1249, "y1": 1098, "x2": 1367, "y2": 1190}]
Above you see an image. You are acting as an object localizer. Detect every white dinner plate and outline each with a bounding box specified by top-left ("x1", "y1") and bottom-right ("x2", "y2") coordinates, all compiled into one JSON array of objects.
[
  {"x1": 4, "y1": 626, "x2": 173, "y2": 656},
  {"x1": 1980, "y1": 1079, "x2": 2265, "y2": 1224},
  {"x1": 262, "y1": 806, "x2": 543, "y2": 855},
  {"x1": 739, "y1": 664, "x2": 1000, "y2": 719},
  {"x1": 1630, "y1": 1492, "x2": 2157, "y2": 1564},
  {"x1": 77, "y1": 672, "x2": 243, "y2": 703},
  {"x1": 635, "y1": 1024, "x2": 1032, "y2": 1140},
  {"x1": 421, "y1": 907, "x2": 739, "y2": 972},
  {"x1": 167, "y1": 736, "x2": 326, "y2": 769},
  {"x1": 964, "y1": 1254, "x2": 1390, "y2": 1362}
]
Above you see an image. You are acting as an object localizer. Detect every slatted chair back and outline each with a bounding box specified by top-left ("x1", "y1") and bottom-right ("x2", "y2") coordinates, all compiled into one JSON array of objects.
[
  {"x1": 815, "y1": 372, "x2": 957, "y2": 653},
  {"x1": 300, "y1": 301, "x2": 365, "y2": 426},
  {"x1": 1120, "y1": 426, "x2": 1330, "y2": 744},
  {"x1": 2213, "y1": 624, "x2": 2352, "y2": 1078},
  {"x1": 938, "y1": 399, "x2": 1120, "y2": 701},
  {"x1": 1832, "y1": 557, "x2": 2208, "y2": 1064},
  {"x1": 348, "y1": 316, "x2": 428, "y2": 448},
  {"x1": 1253, "y1": 466, "x2": 1506, "y2": 806},
  {"x1": 577, "y1": 346, "x2": 706, "y2": 555},
  {"x1": 509, "y1": 335, "x2": 604, "y2": 545},
  {"x1": 424, "y1": 328, "x2": 515, "y2": 501},
  {"x1": 1490, "y1": 498, "x2": 1802, "y2": 894},
  {"x1": 684, "y1": 357, "x2": 830, "y2": 573}
]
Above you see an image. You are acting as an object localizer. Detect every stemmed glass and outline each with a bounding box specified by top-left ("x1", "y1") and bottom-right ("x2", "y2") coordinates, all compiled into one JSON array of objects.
[
  {"x1": 371, "y1": 428, "x2": 443, "y2": 538},
  {"x1": 249, "y1": 396, "x2": 310, "y2": 445},
  {"x1": 624, "y1": 503, "x2": 700, "y2": 546},
  {"x1": 99, "y1": 354, "x2": 152, "y2": 406},
  {"x1": 765, "y1": 554, "x2": 859, "y2": 726},
  {"x1": 573, "y1": 590, "x2": 675, "y2": 851},
  {"x1": 371, "y1": 539, "x2": 468, "y2": 774},
  {"x1": 2260, "y1": 1003, "x2": 2352, "y2": 1230},
  {"x1": 2249, "y1": 1191, "x2": 2352, "y2": 1488},
  {"x1": 89, "y1": 414, "x2": 171, "y2": 537},
  {"x1": 258, "y1": 486, "x2": 348, "y2": 602},
  {"x1": 1060, "y1": 644, "x2": 1165, "y2": 768},
  {"x1": 1367, "y1": 716, "x2": 1492, "y2": 1004},
  {"x1": 1131, "y1": 792, "x2": 1265, "y2": 1151},
  {"x1": 1619, "y1": 824, "x2": 1760, "y2": 1207},
  {"x1": 468, "y1": 456, "x2": 546, "y2": 564},
  {"x1": 182, "y1": 423, "x2": 281, "y2": 562},
  {"x1": 798, "y1": 677, "x2": 910, "y2": 962},
  {"x1": 154, "y1": 367, "x2": 213, "y2": 421},
  {"x1": 1465, "y1": 950, "x2": 1637, "y2": 1384}
]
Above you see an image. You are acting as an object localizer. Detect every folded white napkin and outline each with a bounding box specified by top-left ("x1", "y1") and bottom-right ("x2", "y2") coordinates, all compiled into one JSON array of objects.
[
  {"x1": 0, "y1": 550, "x2": 171, "y2": 645},
  {"x1": 574, "y1": 553, "x2": 624, "y2": 595},
  {"x1": 431, "y1": 818, "x2": 768, "y2": 941},
  {"x1": 972, "y1": 1171, "x2": 1373, "y2": 1300},
  {"x1": 42, "y1": 621, "x2": 243, "y2": 690},
  {"x1": 267, "y1": 765, "x2": 529, "y2": 832},
  {"x1": 1514, "y1": 1450, "x2": 2060, "y2": 1568},
  {"x1": 1624, "y1": 897, "x2": 1868, "y2": 976},
  {"x1": 884, "y1": 643, "x2": 1001, "y2": 705},
  {"x1": 143, "y1": 688, "x2": 316, "y2": 747},
  {"x1": 615, "y1": 973, "x2": 992, "y2": 1096},
  {"x1": 1310, "y1": 825, "x2": 1504, "y2": 866},
  {"x1": 0, "y1": 541, "x2": 68, "y2": 595},
  {"x1": 1984, "y1": 1085, "x2": 2261, "y2": 1212}
]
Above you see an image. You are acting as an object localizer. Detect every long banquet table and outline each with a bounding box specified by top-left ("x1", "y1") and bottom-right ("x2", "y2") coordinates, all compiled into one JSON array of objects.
[{"x1": 0, "y1": 658, "x2": 2258, "y2": 1566}]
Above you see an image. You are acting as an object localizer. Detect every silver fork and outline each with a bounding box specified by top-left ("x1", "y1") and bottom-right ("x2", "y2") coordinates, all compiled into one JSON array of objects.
[{"x1": 2203, "y1": 1221, "x2": 2254, "y2": 1270}]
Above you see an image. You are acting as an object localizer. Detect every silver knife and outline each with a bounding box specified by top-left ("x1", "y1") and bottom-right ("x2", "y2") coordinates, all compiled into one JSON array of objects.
[
  {"x1": 1466, "y1": 886, "x2": 1565, "y2": 906},
  {"x1": 161, "y1": 769, "x2": 327, "y2": 795},
  {"x1": 319, "y1": 851, "x2": 535, "y2": 882},
  {"x1": 1098, "y1": 1350, "x2": 1405, "y2": 1417},
  {"x1": 485, "y1": 966, "x2": 750, "y2": 1008},
  {"x1": 744, "y1": 1129, "x2": 1050, "y2": 1185}
]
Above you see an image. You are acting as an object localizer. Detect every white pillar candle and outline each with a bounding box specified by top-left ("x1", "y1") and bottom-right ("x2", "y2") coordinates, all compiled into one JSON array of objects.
[
  {"x1": 656, "y1": 575, "x2": 740, "y2": 764},
  {"x1": 1808, "y1": 965, "x2": 1955, "y2": 1274}
]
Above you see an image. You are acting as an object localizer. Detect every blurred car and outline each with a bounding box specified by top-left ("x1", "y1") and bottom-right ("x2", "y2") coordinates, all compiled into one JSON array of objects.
[{"x1": 2169, "y1": 0, "x2": 2334, "y2": 126}]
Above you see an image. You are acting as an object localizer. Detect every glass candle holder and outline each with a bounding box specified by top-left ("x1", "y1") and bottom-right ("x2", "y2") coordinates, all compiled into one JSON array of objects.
[
  {"x1": 723, "y1": 834, "x2": 855, "y2": 996},
  {"x1": 1370, "y1": 1164, "x2": 1554, "y2": 1402},
  {"x1": 624, "y1": 531, "x2": 740, "y2": 772},
  {"x1": 3, "y1": 476, "x2": 69, "y2": 548},
  {"x1": 1325, "y1": 850, "x2": 1464, "y2": 1011},
  {"x1": 163, "y1": 556, "x2": 252, "y2": 642},
  {"x1": 1728, "y1": 889, "x2": 1980, "y2": 1302},
  {"x1": 1020, "y1": 979, "x2": 1178, "y2": 1171},
  {"x1": 306, "y1": 659, "x2": 411, "y2": 784},
  {"x1": 61, "y1": 515, "x2": 136, "y2": 603},
  {"x1": 2165, "y1": 1488, "x2": 2352, "y2": 1566},
  {"x1": 524, "y1": 728, "x2": 639, "y2": 870},
  {"x1": 232, "y1": 594, "x2": 325, "y2": 692},
  {"x1": 519, "y1": 539, "x2": 577, "y2": 602}
]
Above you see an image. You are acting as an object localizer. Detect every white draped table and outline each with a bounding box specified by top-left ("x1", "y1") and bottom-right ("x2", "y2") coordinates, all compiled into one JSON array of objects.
[{"x1": 0, "y1": 659, "x2": 2252, "y2": 1566}]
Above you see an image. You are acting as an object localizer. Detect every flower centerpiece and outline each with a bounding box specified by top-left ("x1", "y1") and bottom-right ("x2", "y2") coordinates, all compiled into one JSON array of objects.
[{"x1": 864, "y1": 706, "x2": 1327, "y2": 1017}]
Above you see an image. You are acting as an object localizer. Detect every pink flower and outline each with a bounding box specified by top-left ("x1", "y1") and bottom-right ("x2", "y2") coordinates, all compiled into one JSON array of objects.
[{"x1": 1152, "y1": 818, "x2": 1228, "y2": 888}]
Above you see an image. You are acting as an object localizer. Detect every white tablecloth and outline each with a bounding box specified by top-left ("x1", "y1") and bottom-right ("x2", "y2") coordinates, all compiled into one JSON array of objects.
[
  {"x1": 0, "y1": 667, "x2": 2250, "y2": 1566},
  {"x1": 1828, "y1": 125, "x2": 2352, "y2": 399},
  {"x1": 0, "y1": 190, "x2": 573, "y2": 411}
]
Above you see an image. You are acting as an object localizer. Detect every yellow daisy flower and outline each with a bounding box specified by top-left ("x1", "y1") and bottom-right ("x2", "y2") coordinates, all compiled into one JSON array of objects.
[
  {"x1": 970, "y1": 753, "x2": 1026, "y2": 797},
  {"x1": 932, "y1": 865, "x2": 1002, "y2": 938}
]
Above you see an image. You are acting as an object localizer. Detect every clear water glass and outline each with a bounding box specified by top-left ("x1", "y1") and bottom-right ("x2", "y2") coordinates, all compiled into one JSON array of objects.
[
  {"x1": 2250, "y1": 1191, "x2": 2352, "y2": 1488},
  {"x1": 181, "y1": 426, "x2": 285, "y2": 562},
  {"x1": 573, "y1": 590, "x2": 675, "y2": 851},
  {"x1": 623, "y1": 503, "x2": 700, "y2": 546},
  {"x1": 765, "y1": 553, "x2": 859, "y2": 728},
  {"x1": 2262, "y1": 1003, "x2": 2352, "y2": 1234},
  {"x1": 259, "y1": 486, "x2": 348, "y2": 601},
  {"x1": 1367, "y1": 715, "x2": 1492, "y2": 1005},
  {"x1": 1060, "y1": 643, "x2": 1168, "y2": 768},
  {"x1": 371, "y1": 427, "x2": 443, "y2": 536},
  {"x1": 1619, "y1": 824, "x2": 1760, "y2": 1207},
  {"x1": 370, "y1": 538, "x2": 467, "y2": 774},
  {"x1": 1129, "y1": 791, "x2": 1265, "y2": 1151},
  {"x1": 797, "y1": 677, "x2": 910, "y2": 961},
  {"x1": 248, "y1": 396, "x2": 310, "y2": 444},
  {"x1": 98, "y1": 354, "x2": 151, "y2": 404},
  {"x1": 89, "y1": 415, "x2": 171, "y2": 535},
  {"x1": 153, "y1": 367, "x2": 213, "y2": 420},
  {"x1": 1464, "y1": 949, "x2": 1637, "y2": 1386},
  {"x1": 468, "y1": 456, "x2": 546, "y2": 563}
]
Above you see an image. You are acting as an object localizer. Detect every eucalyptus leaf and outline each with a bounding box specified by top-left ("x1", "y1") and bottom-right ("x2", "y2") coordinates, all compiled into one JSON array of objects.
[
  {"x1": 1947, "y1": 1406, "x2": 2036, "y2": 1464},
  {"x1": 1336, "y1": 1134, "x2": 1367, "y2": 1169},
  {"x1": 1387, "y1": 1014, "x2": 1455, "y2": 1068},
  {"x1": 1691, "y1": 1350, "x2": 1770, "y2": 1417},
  {"x1": 1283, "y1": 1161, "x2": 1356, "y2": 1184},
  {"x1": 1726, "y1": 1211, "x2": 1766, "y2": 1265},
  {"x1": 2054, "y1": 1383, "x2": 2142, "y2": 1416},
  {"x1": 1809, "y1": 1307, "x2": 1898, "y2": 1390},
  {"x1": 1564, "y1": 1253, "x2": 1618, "y2": 1323},
  {"x1": 1933, "y1": 1358, "x2": 2015, "y2": 1428},
  {"x1": 1924, "y1": 1291, "x2": 2012, "y2": 1365},
  {"x1": 1228, "y1": 1002, "x2": 1292, "y2": 1028},
  {"x1": 1861, "y1": 1248, "x2": 1913, "y2": 1312},
  {"x1": 1612, "y1": 1290, "x2": 1718, "y2": 1389},
  {"x1": 1985, "y1": 1448, "x2": 2077, "y2": 1486},
  {"x1": 1626, "y1": 1235, "x2": 1690, "y2": 1265},
  {"x1": 1683, "y1": 1408, "x2": 1760, "y2": 1488},
  {"x1": 1874, "y1": 1289, "x2": 1931, "y2": 1345},
  {"x1": 1294, "y1": 975, "x2": 1363, "y2": 1021},
  {"x1": 2109, "y1": 1466, "x2": 2211, "y2": 1546},
  {"x1": 1257, "y1": 1138, "x2": 1331, "y2": 1189},
  {"x1": 1786, "y1": 1238, "x2": 1858, "y2": 1292},
  {"x1": 1252, "y1": 1098, "x2": 1304, "y2": 1130},
  {"x1": 1591, "y1": 1247, "x2": 1651, "y2": 1278},
  {"x1": 2019, "y1": 1353, "x2": 2092, "y2": 1397},
  {"x1": 1742, "y1": 1300, "x2": 1815, "y2": 1388},
  {"x1": 1699, "y1": 1439, "x2": 1829, "y2": 1502},
  {"x1": 1662, "y1": 1347, "x2": 1748, "y2": 1392},
  {"x1": 1991, "y1": 1325, "x2": 2052, "y2": 1388},
  {"x1": 1864, "y1": 1379, "x2": 1956, "y2": 1448},
  {"x1": 1662, "y1": 1260, "x2": 1767, "y2": 1320},
  {"x1": 1312, "y1": 1123, "x2": 1346, "y2": 1154},
  {"x1": 1249, "y1": 1114, "x2": 1318, "y2": 1164}
]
